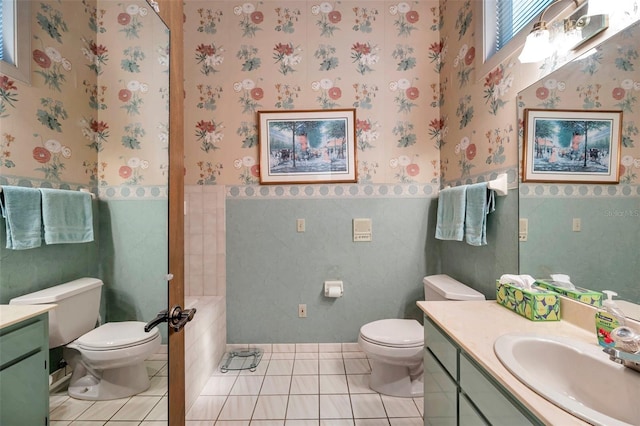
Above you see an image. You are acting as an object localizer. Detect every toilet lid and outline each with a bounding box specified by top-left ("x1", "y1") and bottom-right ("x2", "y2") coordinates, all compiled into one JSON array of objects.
[
  {"x1": 75, "y1": 322, "x2": 159, "y2": 350},
  {"x1": 360, "y1": 319, "x2": 423, "y2": 347}
]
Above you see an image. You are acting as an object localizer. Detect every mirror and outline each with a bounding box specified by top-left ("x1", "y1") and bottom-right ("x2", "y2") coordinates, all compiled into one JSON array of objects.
[
  {"x1": 517, "y1": 20, "x2": 640, "y2": 320},
  {"x1": 0, "y1": 0, "x2": 169, "y2": 421}
]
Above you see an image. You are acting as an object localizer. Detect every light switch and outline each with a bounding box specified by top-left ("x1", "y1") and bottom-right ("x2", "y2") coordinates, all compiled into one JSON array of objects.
[
  {"x1": 572, "y1": 218, "x2": 581, "y2": 232},
  {"x1": 297, "y1": 219, "x2": 305, "y2": 233}
]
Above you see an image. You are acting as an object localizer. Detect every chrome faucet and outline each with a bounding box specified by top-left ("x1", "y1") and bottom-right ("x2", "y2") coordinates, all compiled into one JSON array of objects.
[{"x1": 603, "y1": 326, "x2": 640, "y2": 373}]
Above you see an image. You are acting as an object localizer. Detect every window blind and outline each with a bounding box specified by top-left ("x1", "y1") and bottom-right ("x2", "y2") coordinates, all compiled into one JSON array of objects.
[
  {"x1": 0, "y1": 2, "x2": 4, "y2": 61},
  {"x1": 495, "y1": 0, "x2": 553, "y2": 52}
]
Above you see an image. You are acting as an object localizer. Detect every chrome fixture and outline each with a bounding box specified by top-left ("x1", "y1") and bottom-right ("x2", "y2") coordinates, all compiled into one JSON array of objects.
[
  {"x1": 603, "y1": 325, "x2": 640, "y2": 372},
  {"x1": 518, "y1": 0, "x2": 610, "y2": 63},
  {"x1": 145, "y1": 305, "x2": 197, "y2": 332}
]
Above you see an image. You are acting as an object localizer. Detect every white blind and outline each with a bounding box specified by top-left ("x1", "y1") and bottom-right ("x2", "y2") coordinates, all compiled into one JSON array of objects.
[
  {"x1": 495, "y1": 0, "x2": 554, "y2": 52},
  {"x1": 0, "y1": 2, "x2": 4, "y2": 61}
]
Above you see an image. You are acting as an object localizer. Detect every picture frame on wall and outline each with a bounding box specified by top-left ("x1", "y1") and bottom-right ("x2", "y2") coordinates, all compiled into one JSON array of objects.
[
  {"x1": 522, "y1": 108, "x2": 623, "y2": 183},
  {"x1": 258, "y1": 109, "x2": 357, "y2": 184}
]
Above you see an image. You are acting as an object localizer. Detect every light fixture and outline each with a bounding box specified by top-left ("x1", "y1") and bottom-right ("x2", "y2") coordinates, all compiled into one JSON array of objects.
[
  {"x1": 518, "y1": 0, "x2": 580, "y2": 63},
  {"x1": 518, "y1": 21, "x2": 552, "y2": 63}
]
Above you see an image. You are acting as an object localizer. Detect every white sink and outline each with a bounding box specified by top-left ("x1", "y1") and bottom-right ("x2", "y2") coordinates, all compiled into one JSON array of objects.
[{"x1": 494, "y1": 333, "x2": 640, "y2": 426}]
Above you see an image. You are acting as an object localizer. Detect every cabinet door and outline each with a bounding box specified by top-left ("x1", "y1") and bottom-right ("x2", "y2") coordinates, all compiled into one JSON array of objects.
[
  {"x1": 459, "y1": 393, "x2": 488, "y2": 426},
  {"x1": 0, "y1": 351, "x2": 48, "y2": 426},
  {"x1": 424, "y1": 317, "x2": 458, "y2": 379},
  {"x1": 460, "y1": 353, "x2": 540, "y2": 426},
  {"x1": 424, "y1": 348, "x2": 457, "y2": 426}
]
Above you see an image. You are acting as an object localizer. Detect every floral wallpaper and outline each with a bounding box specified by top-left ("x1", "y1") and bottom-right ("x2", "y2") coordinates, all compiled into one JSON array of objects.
[
  {"x1": 183, "y1": 0, "x2": 443, "y2": 186},
  {"x1": 438, "y1": 1, "x2": 639, "y2": 187},
  {"x1": 4, "y1": 1, "x2": 635, "y2": 192},
  {"x1": 0, "y1": 0, "x2": 169, "y2": 195},
  {"x1": 437, "y1": 0, "x2": 521, "y2": 185},
  {"x1": 518, "y1": 23, "x2": 640, "y2": 184}
]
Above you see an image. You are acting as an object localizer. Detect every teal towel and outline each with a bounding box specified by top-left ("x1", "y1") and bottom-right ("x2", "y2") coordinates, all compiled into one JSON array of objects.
[
  {"x1": 465, "y1": 182, "x2": 496, "y2": 246},
  {"x1": 0, "y1": 186, "x2": 43, "y2": 250},
  {"x1": 40, "y1": 188, "x2": 94, "y2": 244},
  {"x1": 435, "y1": 186, "x2": 467, "y2": 241}
]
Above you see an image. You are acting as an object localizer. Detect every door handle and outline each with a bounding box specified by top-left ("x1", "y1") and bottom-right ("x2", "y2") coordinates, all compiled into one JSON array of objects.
[
  {"x1": 144, "y1": 305, "x2": 196, "y2": 332},
  {"x1": 168, "y1": 305, "x2": 197, "y2": 332}
]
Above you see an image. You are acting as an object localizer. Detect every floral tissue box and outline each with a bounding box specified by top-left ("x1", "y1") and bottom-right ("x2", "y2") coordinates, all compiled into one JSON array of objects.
[{"x1": 496, "y1": 280, "x2": 561, "y2": 321}]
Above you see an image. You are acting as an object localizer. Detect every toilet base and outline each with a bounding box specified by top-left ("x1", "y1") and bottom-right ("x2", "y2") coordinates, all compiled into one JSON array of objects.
[
  {"x1": 369, "y1": 359, "x2": 424, "y2": 398},
  {"x1": 67, "y1": 361, "x2": 151, "y2": 400}
]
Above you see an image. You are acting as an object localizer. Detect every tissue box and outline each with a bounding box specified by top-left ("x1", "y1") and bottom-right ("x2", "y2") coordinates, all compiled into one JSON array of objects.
[
  {"x1": 534, "y1": 280, "x2": 603, "y2": 307},
  {"x1": 496, "y1": 281, "x2": 561, "y2": 321}
]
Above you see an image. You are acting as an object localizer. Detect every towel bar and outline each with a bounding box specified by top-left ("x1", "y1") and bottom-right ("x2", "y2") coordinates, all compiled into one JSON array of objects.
[
  {"x1": 0, "y1": 185, "x2": 95, "y2": 199},
  {"x1": 443, "y1": 173, "x2": 509, "y2": 197}
]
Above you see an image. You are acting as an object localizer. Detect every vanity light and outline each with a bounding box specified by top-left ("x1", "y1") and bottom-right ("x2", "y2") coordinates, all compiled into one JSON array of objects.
[
  {"x1": 518, "y1": 0, "x2": 610, "y2": 63},
  {"x1": 518, "y1": 21, "x2": 552, "y2": 63}
]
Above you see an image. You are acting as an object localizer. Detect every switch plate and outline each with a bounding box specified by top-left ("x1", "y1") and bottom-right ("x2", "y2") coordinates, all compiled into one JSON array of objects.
[
  {"x1": 353, "y1": 218, "x2": 372, "y2": 242},
  {"x1": 572, "y1": 218, "x2": 581, "y2": 232},
  {"x1": 298, "y1": 304, "x2": 307, "y2": 318},
  {"x1": 297, "y1": 219, "x2": 305, "y2": 233}
]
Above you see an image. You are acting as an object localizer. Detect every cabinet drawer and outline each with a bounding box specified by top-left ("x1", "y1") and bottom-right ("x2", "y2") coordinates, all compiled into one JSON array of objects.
[
  {"x1": 460, "y1": 352, "x2": 539, "y2": 426},
  {"x1": 424, "y1": 316, "x2": 458, "y2": 379},
  {"x1": 0, "y1": 319, "x2": 46, "y2": 369}
]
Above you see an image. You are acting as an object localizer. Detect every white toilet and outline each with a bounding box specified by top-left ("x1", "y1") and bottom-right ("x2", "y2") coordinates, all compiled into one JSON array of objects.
[
  {"x1": 358, "y1": 274, "x2": 485, "y2": 397},
  {"x1": 9, "y1": 277, "x2": 161, "y2": 401}
]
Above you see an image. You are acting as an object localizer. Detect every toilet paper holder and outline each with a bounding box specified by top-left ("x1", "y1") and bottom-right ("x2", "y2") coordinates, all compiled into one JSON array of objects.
[{"x1": 324, "y1": 280, "x2": 344, "y2": 298}]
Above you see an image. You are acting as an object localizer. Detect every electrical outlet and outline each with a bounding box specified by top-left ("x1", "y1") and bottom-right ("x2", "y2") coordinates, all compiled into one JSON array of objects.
[
  {"x1": 297, "y1": 218, "x2": 305, "y2": 233},
  {"x1": 298, "y1": 304, "x2": 307, "y2": 318},
  {"x1": 519, "y1": 218, "x2": 528, "y2": 242}
]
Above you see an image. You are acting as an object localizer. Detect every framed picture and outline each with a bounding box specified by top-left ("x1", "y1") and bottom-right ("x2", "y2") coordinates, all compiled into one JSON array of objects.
[
  {"x1": 523, "y1": 109, "x2": 622, "y2": 183},
  {"x1": 258, "y1": 109, "x2": 357, "y2": 184}
]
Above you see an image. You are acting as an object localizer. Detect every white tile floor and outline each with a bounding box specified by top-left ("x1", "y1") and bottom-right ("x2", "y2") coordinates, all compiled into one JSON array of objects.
[
  {"x1": 49, "y1": 352, "x2": 169, "y2": 425},
  {"x1": 186, "y1": 344, "x2": 424, "y2": 426},
  {"x1": 48, "y1": 345, "x2": 425, "y2": 426}
]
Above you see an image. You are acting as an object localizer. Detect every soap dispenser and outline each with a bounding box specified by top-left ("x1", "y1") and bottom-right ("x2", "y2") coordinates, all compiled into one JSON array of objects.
[{"x1": 595, "y1": 290, "x2": 626, "y2": 348}]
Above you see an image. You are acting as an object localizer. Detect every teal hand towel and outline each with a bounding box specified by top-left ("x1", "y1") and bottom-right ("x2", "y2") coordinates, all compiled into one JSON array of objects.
[
  {"x1": 0, "y1": 186, "x2": 43, "y2": 250},
  {"x1": 464, "y1": 182, "x2": 495, "y2": 246},
  {"x1": 435, "y1": 185, "x2": 467, "y2": 241},
  {"x1": 40, "y1": 188, "x2": 94, "y2": 244}
]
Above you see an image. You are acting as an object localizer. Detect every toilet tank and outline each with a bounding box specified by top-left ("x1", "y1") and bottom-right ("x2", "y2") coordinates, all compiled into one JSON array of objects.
[
  {"x1": 423, "y1": 274, "x2": 485, "y2": 301},
  {"x1": 9, "y1": 278, "x2": 104, "y2": 348}
]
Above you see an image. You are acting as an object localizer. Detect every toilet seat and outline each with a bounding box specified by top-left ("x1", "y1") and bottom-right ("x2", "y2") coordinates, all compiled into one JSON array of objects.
[
  {"x1": 75, "y1": 321, "x2": 159, "y2": 351},
  {"x1": 359, "y1": 319, "x2": 423, "y2": 348}
]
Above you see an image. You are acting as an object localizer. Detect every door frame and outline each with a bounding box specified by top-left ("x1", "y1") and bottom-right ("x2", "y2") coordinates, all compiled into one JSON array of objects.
[{"x1": 157, "y1": 1, "x2": 185, "y2": 424}]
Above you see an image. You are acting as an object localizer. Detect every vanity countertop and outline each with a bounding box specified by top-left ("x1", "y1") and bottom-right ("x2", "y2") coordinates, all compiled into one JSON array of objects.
[
  {"x1": 0, "y1": 304, "x2": 55, "y2": 330},
  {"x1": 418, "y1": 300, "x2": 595, "y2": 426}
]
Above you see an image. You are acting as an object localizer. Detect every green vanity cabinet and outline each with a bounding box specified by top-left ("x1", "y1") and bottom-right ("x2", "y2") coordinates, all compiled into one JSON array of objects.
[
  {"x1": 0, "y1": 313, "x2": 50, "y2": 426},
  {"x1": 424, "y1": 316, "x2": 543, "y2": 426}
]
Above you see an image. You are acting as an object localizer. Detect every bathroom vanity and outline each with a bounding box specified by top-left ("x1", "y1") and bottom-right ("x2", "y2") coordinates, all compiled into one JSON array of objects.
[
  {"x1": 0, "y1": 305, "x2": 54, "y2": 426},
  {"x1": 419, "y1": 300, "x2": 594, "y2": 425}
]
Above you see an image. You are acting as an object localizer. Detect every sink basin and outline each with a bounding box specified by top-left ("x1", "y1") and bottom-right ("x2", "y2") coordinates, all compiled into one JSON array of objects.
[{"x1": 494, "y1": 333, "x2": 640, "y2": 426}]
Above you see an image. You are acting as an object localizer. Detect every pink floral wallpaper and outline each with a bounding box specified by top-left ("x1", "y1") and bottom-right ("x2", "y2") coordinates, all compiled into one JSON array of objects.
[
  {"x1": 438, "y1": 1, "x2": 639, "y2": 186},
  {"x1": 3, "y1": 1, "x2": 636, "y2": 192},
  {"x1": 518, "y1": 22, "x2": 640, "y2": 184},
  {"x1": 0, "y1": 0, "x2": 169, "y2": 195},
  {"x1": 183, "y1": 1, "x2": 443, "y2": 186}
]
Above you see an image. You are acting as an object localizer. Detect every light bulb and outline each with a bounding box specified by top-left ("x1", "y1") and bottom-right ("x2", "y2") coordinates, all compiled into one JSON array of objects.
[{"x1": 518, "y1": 28, "x2": 552, "y2": 63}]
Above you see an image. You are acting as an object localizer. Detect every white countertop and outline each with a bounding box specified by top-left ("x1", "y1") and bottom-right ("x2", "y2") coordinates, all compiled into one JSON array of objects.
[
  {"x1": 0, "y1": 304, "x2": 55, "y2": 329},
  {"x1": 418, "y1": 300, "x2": 594, "y2": 426}
]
